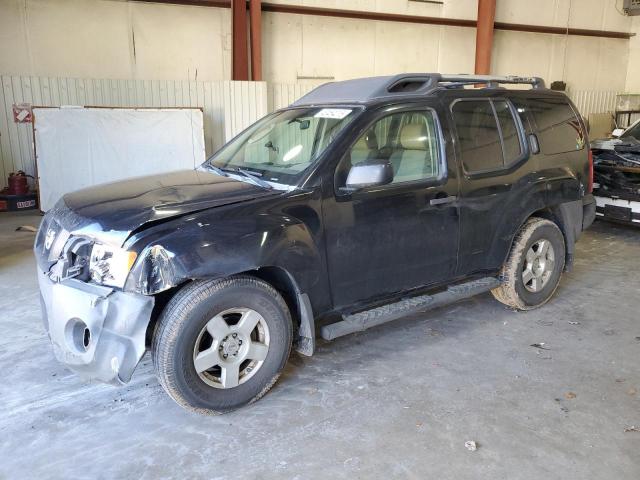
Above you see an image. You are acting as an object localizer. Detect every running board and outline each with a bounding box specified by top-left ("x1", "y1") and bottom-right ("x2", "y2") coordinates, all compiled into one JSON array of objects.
[{"x1": 320, "y1": 277, "x2": 501, "y2": 341}]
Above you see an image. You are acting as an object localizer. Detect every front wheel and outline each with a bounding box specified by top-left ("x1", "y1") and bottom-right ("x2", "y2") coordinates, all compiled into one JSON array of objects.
[
  {"x1": 152, "y1": 276, "x2": 293, "y2": 414},
  {"x1": 492, "y1": 217, "x2": 566, "y2": 310}
]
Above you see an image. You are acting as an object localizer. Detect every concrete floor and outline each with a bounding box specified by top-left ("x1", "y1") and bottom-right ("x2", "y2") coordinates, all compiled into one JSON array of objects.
[{"x1": 0, "y1": 211, "x2": 639, "y2": 479}]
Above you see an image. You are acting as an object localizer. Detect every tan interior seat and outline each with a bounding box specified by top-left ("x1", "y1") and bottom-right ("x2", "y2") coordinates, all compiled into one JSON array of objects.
[
  {"x1": 390, "y1": 123, "x2": 433, "y2": 182},
  {"x1": 350, "y1": 130, "x2": 378, "y2": 165}
]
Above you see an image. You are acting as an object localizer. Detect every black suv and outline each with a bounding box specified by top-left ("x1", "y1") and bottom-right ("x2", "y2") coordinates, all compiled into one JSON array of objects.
[{"x1": 35, "y1": 74, "x2": 596, "y2": 413}]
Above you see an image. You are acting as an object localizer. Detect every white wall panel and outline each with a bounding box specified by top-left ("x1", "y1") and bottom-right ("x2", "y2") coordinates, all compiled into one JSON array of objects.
[
  {"x1": 0, "y1": 0, "x2": 230, "y2": 81},
  {"x1": 626, "y1": 17, "x2": 640, "y2": 92},
  {"x1": 568, "y1": 90, "x2": 619, "y2": 117},
  {"x1": 34, "y1": 107, "x2": 205, "y2": 211},
  {"x1": 222, "y1": 81, "x2": 268, "y2": 141}
]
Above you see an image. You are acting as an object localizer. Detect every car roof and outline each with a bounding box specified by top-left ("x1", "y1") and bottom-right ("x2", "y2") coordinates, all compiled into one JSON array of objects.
[{"x1": 291, "y1": 73, "x2": 547, "y2": 107}]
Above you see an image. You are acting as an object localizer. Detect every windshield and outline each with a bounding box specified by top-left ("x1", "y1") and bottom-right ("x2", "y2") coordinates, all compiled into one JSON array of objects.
[
  {"x1": 621, "y1": 120, "x2": 640, "y2": 141},
  {"x1": 206, "y1": 107, "x2": 359, "y2": 186}
]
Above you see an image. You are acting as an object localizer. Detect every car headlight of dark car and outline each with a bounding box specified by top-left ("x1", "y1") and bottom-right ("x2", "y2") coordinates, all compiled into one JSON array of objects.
[
  {"x1": 88, "y1": 242, "x2": 138, "y2": 288},
  {"x1": 124, "y1": 245, "x2": 178, "y2": 295}
]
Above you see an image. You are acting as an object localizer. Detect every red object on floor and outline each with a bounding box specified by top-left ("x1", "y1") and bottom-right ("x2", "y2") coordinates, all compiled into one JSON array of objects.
[{"x1": 7, "y1": 171, "x2": 29, "y2": 195}]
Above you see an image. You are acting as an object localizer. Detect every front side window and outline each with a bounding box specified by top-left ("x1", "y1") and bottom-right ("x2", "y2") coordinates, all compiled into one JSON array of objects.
[
  {"x1": 208, "y1": 107, "x2": 359, "y2": 186},
  {"x1": 452, "y1": 98, "x2": 524, "y2": 174},
  {"x1": 335, "y1": 110, "x2": 442, "y2": 189}
]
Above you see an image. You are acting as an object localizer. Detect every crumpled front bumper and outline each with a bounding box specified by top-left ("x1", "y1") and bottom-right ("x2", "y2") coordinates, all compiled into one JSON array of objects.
[{"x1": 38, "y1": 270, "x2": 154, "y2": 385}]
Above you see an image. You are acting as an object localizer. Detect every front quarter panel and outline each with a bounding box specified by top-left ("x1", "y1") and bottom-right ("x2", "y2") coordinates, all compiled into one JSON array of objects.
[{"x1": 124, "y1": 190, "x2": 332, "y2": 314}]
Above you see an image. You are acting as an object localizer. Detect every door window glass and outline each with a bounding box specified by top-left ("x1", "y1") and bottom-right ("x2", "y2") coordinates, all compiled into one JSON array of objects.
[
  {"x1": 452, "y1": 100, "x2": 503, "y2": 172},
  {"x1": 452, "y1": 99, "x2": 524, "y2": 173},
  {"x1": 336, "y1": 110, "x2": 442, "y2": 189},
  {"x1": 493, "y1": 100, "x2": 523, "y2": 163}
]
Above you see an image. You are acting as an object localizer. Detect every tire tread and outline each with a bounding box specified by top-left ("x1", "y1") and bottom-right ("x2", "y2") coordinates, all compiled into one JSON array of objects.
[
  {"x1": 491, "y1": 217, "x2": 565, "y2": 311},
  {"x1": 152, "y1": 275, "x2": 292, "y2": 415}
]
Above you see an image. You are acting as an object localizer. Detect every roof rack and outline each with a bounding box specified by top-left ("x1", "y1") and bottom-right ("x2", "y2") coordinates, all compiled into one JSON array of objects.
[
  {"x1": 435, "y1": 74, "x2": 545, "y2": 89},
  {"x1": 291, "y1": 73, "x2": 546, "y2": 107}
]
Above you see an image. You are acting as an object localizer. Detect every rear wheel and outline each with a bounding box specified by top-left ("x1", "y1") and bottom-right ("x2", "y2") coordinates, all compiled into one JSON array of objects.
[
  {"x1": 492, "y1": 217, "x2": 565, "y2": 310},
  {"x1": 152, "y1": 276, "x2": 292, "y2": 414}
]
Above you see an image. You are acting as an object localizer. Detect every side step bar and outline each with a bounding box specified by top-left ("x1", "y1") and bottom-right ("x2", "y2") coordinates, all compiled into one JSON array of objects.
[{"x1": 320, "y1": 277, "x2": 501, "y2": 341}]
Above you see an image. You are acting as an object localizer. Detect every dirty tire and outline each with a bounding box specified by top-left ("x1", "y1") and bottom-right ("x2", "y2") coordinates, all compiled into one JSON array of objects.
[
  {"x1": 491, "y1": 217, "x2": 565, "y2": 311},
  {"x1": 152, "y1": 275, "x2": 292, "y2": 414}
]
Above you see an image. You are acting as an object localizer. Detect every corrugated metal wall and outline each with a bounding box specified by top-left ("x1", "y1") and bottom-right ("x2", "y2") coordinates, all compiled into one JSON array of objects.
[
  {"x1": 0, "y1": 76, "x2": 271, "y2": 189},
  {"x1": 0, "y1": 74, "x2": 626, "y2": 190},
  {"x1": 567, "y1": 90, "x2": 620, "y2": 119}
]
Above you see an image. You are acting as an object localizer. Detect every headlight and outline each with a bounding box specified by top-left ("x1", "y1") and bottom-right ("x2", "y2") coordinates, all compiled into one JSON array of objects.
[
  {"x1": 89, "y1": 243, "x2": 137, "y2": 288},
  {"x1": 124, "y1": 245, "x2": 177, "y2": 295}
]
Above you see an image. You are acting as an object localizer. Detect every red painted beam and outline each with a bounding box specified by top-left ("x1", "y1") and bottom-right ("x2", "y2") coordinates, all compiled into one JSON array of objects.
[
  {"x1": 232, "y1": 0, "x2": 249, "y2": 80},
  {"x1": 130, "y1": 1, "x2": 635, "y2": 40},
  {"x1": 249, "y1": 0, "x2": 262, "y2": 81},
  {"x1": 474, "y1": 0, "x2": 496, "y2": 75}
]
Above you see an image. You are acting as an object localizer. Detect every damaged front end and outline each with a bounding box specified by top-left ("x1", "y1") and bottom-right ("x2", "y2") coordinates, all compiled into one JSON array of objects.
[
  {"x1": 592, "y1": 142, "x2": 640, "y2": 225},
  {"x1": 35, "y1": 203, "x2": 156, "y2": 384}
]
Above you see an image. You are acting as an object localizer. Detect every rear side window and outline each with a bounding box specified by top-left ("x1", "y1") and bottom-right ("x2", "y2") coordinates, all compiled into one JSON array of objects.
[
  {"x1": 451, "y1": 99, "x2": 524, "y2": 174},
  {"x1": 527, "y1": 97, "x2": 585, "y2": 154}
]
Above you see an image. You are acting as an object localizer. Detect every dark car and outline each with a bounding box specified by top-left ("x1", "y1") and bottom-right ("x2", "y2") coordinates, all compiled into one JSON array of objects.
[
  {"x1": 590, "y1": 119, "x2": 640, "y2": 225},
  {"x1": 35, "y1": 73, "x2": 596, "y2": 414}
]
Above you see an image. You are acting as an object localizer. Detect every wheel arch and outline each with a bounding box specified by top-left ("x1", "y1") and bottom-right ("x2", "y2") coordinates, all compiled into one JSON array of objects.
[
  {"x1": 146, "y1": 266, "x2": 316, "y2": 357},
  {"x1": 247, "y1": 266, "x2": 315, "y2": 356},
  {"x1": 512, "y1": 200, "x2": 584, "y2": 272}
]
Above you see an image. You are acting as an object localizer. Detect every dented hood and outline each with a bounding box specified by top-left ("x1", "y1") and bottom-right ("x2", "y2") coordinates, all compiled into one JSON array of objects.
[{"x1": 55, "y1": 169, "x2": 276, "y2": 246}]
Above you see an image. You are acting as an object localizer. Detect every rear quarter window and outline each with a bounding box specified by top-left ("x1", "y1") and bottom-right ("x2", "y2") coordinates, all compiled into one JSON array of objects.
[{"x1": 528, "y1": 97, "x2": 585, "y2": 155}]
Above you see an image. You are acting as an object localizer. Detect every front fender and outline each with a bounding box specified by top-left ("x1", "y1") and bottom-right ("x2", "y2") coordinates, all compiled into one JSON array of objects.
[{"x1": 125, "y1": 207, "x2": 327, "y2": 310}]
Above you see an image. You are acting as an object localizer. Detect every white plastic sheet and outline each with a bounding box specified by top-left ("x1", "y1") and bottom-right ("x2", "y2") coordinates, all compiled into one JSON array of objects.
[{"x1": 34, "y1": 107, "x2": 206, "y2": 211}]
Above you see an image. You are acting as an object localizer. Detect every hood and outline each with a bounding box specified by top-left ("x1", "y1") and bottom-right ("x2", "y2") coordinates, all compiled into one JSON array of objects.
[{"x1": 53, "y1": 169, "x2": 277, "y2": 247}]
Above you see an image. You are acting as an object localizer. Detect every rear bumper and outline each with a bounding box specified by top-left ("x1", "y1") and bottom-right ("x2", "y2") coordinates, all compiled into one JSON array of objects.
[
  {"x1": 594, "y1": 193, "x2": 640, "y2": 226},
  {"x1": 582, "y1": 193, "x2": 596, "y2": 230},
  {"x1": 38, "y1": 270, "x2": 154, "y2": 384}
]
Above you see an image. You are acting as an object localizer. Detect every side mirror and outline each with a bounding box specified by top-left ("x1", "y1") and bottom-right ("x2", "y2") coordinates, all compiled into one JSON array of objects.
[
  {"x1": 612, "y1": 128, "x2": 625, "y2": 138},
  {"x1": 343, "y1": 162, "x2": 394, "y2": 192}
]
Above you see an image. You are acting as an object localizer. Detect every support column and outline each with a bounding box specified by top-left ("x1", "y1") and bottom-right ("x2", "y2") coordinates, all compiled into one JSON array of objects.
[
  {"x1": 232, "y1": 0, "x2": 249, "y2": 80},
  {"x1": 249, "y1": 0, "x2": 262, "y2": 81},
  {"x1": 474, "y1": 0, "x2": 496, "y2": 75}
]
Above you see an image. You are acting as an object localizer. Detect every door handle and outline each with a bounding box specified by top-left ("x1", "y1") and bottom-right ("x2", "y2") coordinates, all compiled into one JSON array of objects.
[{"x1": 430, "y1": 195, "x2": 457, "y2": 206}]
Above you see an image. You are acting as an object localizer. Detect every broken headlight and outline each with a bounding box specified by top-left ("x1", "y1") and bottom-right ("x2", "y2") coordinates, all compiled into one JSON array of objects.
[
  {"x1": 89, "y1": 243, "x2": 137, "y2": 288},
  {"x1": 124, "y1": 245, "x2": 178, "y2": 295}
]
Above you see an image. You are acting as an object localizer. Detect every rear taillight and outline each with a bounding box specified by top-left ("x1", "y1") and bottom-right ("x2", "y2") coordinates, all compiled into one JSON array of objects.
[{"x1": 587, "y1": 150, "x2": 594, "y2": 193}]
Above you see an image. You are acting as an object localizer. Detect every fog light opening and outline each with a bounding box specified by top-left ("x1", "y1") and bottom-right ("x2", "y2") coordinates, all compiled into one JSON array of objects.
[
  {"x1": 65, "y1": 318, "x2": 92, "y2": 354},
  {"x1": 83, "y1": 327, "x2": 91, "y2": 350}
]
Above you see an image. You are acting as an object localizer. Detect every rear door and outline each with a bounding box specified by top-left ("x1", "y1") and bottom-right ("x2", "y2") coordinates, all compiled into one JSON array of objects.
[
  {"x1": 447, "y1": 95, "x2": 532, "y2": 274},
  {"x1": 322, "y1": 103, "x2": 460, "y2": 309}
]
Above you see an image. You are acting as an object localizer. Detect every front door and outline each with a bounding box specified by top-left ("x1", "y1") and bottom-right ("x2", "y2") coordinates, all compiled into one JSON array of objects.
[{"x1": 322, "y1": 105, "x2": 460, "y2": 310}]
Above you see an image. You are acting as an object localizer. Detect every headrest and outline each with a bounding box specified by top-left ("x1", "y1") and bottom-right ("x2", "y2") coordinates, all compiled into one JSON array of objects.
[
  {"x1": 353, "y1": 130, "x2": 378, "y2": 151},
  {"x1": 400, "y1": 123, "x2": 428, "y2": 150}
]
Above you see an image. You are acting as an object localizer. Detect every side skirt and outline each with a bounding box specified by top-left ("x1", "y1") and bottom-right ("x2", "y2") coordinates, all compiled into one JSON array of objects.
[{"x1": 320, "y1": 277, "x2": 501, "y2": 341}]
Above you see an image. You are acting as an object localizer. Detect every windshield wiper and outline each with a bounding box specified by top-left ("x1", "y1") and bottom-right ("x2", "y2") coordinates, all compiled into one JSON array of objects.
[
  {"x1": 223, "y1": 167, "x2": 273, "y2": 190},
  {"x1": 203, "y1": 163, "x2": 229, "y2": 177}
]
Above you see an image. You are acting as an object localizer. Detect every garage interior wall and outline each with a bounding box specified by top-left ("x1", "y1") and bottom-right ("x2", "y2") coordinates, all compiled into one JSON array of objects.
[
  {"x1": 0, "y1": 0, "x2": 636, "y2": 89},
  {"x1": 626, "y1": 15, "x2": 640, "y2": 92},
  {"x1": 0, "y1": 0, "x2": 638, "y2": 188}
]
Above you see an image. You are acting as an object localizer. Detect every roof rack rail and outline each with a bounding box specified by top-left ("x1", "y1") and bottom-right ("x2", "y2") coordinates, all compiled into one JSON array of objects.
[
  {"x1": 290, "y1": 73, "x2": 547, "y2": 107},
  {"x1": 434, "y1": 74, "x2": 545, "y2": 89}
]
